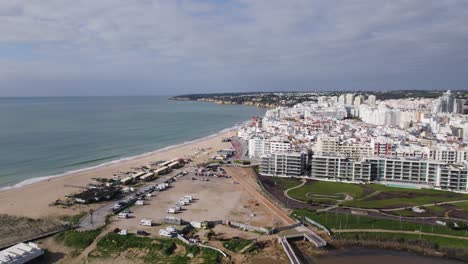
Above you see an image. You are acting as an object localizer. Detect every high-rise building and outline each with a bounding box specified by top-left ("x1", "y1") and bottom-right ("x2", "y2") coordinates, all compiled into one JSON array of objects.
[
  {"x1": 433, "y1": 90, "x2": 458, "y2": 113},
  {"x1": 345, "y1": 93, "x2": 355, "y2": 106},
  {"x1": 367, "y1": 95, "x2": 376, "y2": 107},
  {"x1": 354, "y1": 95, "x2": 364, "y2": 106},
  {"x1": 338, "y1": 95, "x2": 346, "y2": 105}
]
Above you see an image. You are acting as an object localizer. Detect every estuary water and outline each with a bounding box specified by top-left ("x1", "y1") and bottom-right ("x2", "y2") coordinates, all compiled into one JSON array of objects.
[{"x1": 0, "y1": 96, "x2": 265, "y2": 189}]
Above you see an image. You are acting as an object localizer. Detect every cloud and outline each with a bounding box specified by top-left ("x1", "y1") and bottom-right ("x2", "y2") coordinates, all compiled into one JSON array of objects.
[{"x1": 0, "y1": 0, "x2": 467, "y2": 95}]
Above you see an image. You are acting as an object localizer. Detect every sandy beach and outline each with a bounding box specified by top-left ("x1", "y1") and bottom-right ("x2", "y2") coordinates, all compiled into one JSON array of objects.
[{"x1": 0, "y1": 130, "x2": 236, "y2": 219}]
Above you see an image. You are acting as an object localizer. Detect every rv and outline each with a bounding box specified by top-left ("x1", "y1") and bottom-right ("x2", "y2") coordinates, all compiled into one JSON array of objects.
[
  {"x1": 159, "y1": 226, "x2": 177, "y2": 237},
  {"x1": 118, "y1": 212, "x2": 129, "y2": 219},
  {"x1": 139, "y1": 219, "x2": 152, "y2": 226},
  {"x1": 135, "y1": 200, "x2": 144, "y2": 206}
]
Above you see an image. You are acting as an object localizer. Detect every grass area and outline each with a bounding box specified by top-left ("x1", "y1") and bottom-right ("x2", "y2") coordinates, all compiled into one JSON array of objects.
[
  {"x1": 222, "y1": 238, "x2": 253, "y2": 252},
  {"x1": 389, "y1": 209, "x2": 421, "y2": 217},
  {"x1": 288, "y1": 181, "x2": 364, "y2": 203},
  {"x1": 200, "y1": 247, "x2": 223, "y2": 263},
  {"x1": 55, "y1": 229, "x2": 101, "y2": 250},
  {"x1": 453, "y1": 202, "x2": 468, "y2": 211},
  {"x1": 269, "y1": 177, "x2": 302, "y2": 191},
  {"x1": 337, "y1": 232, "x2": 468, "y2": 249},
  {"x1": 426, "y1": 205, "x2": 446, "y2": 212},
  {"x1": 93, "y1": 232, "x2": 221, "y2": 263},
  {"x1": 286, "y1": 180, "x2": 468, "y2": 209},
  {"x1": 292, "y1": 209, "x2": 468, "y2": 237}
]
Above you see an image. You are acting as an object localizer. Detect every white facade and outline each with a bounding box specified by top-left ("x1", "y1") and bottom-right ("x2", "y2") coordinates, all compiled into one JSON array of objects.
[{"x1": 0, "y1": 243, "x2": 44, "y2": 264}]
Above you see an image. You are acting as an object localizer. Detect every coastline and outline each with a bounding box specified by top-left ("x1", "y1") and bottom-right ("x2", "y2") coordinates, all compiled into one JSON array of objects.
[
  {"x1": 0, "y1": 124, "x2": 240, "y2": 192},
  {"x1": 0, "y1": 127, "x2": 238, "y2": 219}
]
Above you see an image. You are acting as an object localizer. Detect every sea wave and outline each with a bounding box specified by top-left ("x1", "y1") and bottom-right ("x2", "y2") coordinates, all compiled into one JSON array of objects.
[{"x1": 0, "y1": 123, "x2": 243, "y2": 192}]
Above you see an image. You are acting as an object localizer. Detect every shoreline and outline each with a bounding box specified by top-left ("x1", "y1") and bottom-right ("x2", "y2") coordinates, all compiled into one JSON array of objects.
[
  {"x1": 0, "y1": 124, "x2": 241, "y2": 192},
  {"x1": 0, "y1": 127, "x2": 238, "y2": 219}
]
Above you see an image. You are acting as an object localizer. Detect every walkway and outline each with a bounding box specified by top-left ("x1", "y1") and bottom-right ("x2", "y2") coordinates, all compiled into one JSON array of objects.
[{"x1": 283, "y1": 179, "x2": 307, "y2": 204}]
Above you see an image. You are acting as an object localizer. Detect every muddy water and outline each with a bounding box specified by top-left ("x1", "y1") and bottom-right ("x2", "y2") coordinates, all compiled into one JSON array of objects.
[{"x1": 310, "y1": 247, "x2": 464, "y2": 264}]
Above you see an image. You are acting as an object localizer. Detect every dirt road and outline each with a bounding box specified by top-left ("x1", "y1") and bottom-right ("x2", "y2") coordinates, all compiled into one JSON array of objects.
[{"x1": 224, "y1": 166, "x2": 297, "y2": 225}]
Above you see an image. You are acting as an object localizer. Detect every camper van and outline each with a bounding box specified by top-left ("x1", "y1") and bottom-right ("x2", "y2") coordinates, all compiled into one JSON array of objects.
[
  {"x1": 118, "y1": 212, "x2": 129, "y2": 219},
  {"x1": 139, "y1": 219, "x2": 152, "y2": 226}
]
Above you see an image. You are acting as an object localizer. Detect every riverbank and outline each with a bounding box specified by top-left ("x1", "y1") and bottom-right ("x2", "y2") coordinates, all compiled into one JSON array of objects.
[{"x1": 0, "y1": 130, "x2": 236, "y2": 219}]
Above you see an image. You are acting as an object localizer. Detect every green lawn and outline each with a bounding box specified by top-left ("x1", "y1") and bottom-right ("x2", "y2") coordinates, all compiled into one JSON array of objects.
[
  {"x1": 344, "y1": 196, "x2": 456, "y2": 209},
  {"x1": 453, "y1": 202, "x2": 468, "y2": 211},
  {"x1": 292, "y1": 209, "x2": 468, "y2": 237},
  {"x1": 425, "y1": 205, "x2": 446, "y2": 212},
  {"x1": 288, "y1": 181, "x2": 364, "y2": 203},
  {"x1": 389, "y1": 209, "x2": 421, "y2": 217}
]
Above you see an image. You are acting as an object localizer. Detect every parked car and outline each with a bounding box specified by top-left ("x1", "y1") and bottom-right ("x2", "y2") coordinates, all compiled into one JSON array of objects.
[{"x1": 137, "y1": 230, "x2": 150, "y2": 236}]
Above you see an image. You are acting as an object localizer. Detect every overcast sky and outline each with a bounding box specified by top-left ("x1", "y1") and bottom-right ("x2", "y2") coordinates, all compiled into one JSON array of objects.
[{"x1": 0, "y1": 0, "x2": 467, "y2": 96}]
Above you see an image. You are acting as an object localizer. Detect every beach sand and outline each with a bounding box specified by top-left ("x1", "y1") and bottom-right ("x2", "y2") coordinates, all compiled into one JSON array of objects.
[{"x1": 0, "y1": 130, "x2": 236, "y2": 219}]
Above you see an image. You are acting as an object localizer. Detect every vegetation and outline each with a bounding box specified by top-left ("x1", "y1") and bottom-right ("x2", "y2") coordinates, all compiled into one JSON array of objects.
[
  {"x1": 292, "y1": 209, "x2": 468, "y2": 237},
  {"x1": 344, "y1": 184, "x2": 468, "y2": 209},
  {"x1": 233, "y1": 160, "x2": 251, "y2": 165},
  {"x1": 92, "y1": 232, "x2": 221, "y2": 263},
  {"x1": 200, "y1": 247, "x2": 223, "y2": 263},
  {"x1": 269, "y1": 177, "x2": 302, "y2": 190},
  {"x1": 55, "y1": 229, "x2": 101, "y2": 250},
  {"x1": 288, "y1": 181, "x2": 364, "y2": 203},
  {"x1": 61, "y1": 211, "x2": 87, "y2": 226},
  {"x1": 171, "y1": 90, "x2": 468, "y2": 108},
  {"x1": 282, "y1": 180, "x2": 468, "y2": 209},
  {"x1": 453, "y1": 202, "x2": 468, "y2": 211},
  {"x1": 222, "y1": 238, "x2": 253, "y2": 252},
  {"x1": 338, "y1": 231, "x2": 468, "y2": 248},
  {"x1": 337, "y1": 232, "x2": 468, "y2": 262}
]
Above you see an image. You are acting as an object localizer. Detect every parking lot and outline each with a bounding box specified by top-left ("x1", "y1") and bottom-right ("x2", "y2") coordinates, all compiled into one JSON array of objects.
[{"x1": 109, "y1": 172, "x2": 284, "y2": 235}]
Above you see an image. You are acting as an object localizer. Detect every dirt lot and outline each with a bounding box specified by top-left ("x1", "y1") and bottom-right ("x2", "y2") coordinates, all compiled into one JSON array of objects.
[{"x1": 109, "y1": 175, "x2": 284, "y2": 234}]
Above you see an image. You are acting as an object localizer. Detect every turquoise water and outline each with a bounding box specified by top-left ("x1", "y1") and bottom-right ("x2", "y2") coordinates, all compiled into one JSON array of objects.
[{"x1": 0, "y1": 96, "x2": 265, "y2": 188}]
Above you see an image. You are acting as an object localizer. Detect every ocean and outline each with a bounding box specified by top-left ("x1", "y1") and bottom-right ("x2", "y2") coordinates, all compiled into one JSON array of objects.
[{"x1": 0, "y1": 96, "x2": 265, "y2": 189}]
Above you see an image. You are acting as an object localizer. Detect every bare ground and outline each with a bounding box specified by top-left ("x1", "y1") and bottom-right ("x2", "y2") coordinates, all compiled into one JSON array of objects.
[{"x1": 0, "y1": 214, "x2": 64, "y2": 248}]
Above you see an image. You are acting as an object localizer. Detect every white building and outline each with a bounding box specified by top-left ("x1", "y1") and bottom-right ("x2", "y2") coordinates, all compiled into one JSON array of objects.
[
  {"x1": 260, "y1": 152, "x2": 307, "y2": 177},
  {"x1": 0, "y1": 243, "x2": 44, "y2": 264}
]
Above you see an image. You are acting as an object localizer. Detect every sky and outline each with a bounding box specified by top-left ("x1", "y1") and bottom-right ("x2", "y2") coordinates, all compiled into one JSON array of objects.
[{"x1": 0, "y1": 0, "x2": 467, "y2": 96}]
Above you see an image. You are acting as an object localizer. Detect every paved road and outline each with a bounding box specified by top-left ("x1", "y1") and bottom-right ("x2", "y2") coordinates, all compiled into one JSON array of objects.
[
  {"x1": 77, "y1": 169, "x2": 188, "y2": 231},
  {"x1": 333, "y1": 228, "x2": 468, "y2": 240},
  {"x1": 224, "y1": 166, "x2": 297, "y2": 225}
]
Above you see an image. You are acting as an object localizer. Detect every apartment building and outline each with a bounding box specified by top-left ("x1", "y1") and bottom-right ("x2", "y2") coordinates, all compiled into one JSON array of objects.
[
  {"x1": 260, "y1": 152, "x2": 307, "y2": 177},
  {"x1": 310, "y1": 155, "x2": 372, "y2": 182},
  {"x1": 315, "y1": 136, "x2": 373, "y2": 159}
]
